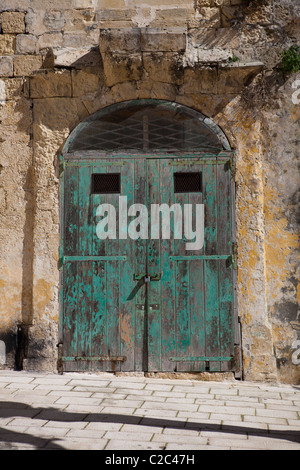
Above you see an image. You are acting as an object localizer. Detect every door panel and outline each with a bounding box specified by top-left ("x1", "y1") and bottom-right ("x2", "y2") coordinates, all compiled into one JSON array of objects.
[
  {"x1": 61, "y1": 155, "x2": 235, "y2": 373},
  {"x1": 62, "y1": 158, "x2": 147, "y2": 372},
  {"x1": 146, "y1": 158, "x2": 234, "y2": 372}
]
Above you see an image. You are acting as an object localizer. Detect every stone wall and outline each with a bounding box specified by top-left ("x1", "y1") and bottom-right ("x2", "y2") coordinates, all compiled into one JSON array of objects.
[{"x1": 0, "y1": 0, "x2": 299, "y2": 382}]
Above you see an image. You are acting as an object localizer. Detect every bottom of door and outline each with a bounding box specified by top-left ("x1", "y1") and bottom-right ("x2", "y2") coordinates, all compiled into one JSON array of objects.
[{"x1": 60, "y1": 356, "x2": 236, "y2": 374}]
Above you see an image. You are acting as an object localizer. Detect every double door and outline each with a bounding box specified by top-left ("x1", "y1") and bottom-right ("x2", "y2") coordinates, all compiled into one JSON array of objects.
[{"x1": 60, "y1": 155, "x2": 236, "y2": 373}]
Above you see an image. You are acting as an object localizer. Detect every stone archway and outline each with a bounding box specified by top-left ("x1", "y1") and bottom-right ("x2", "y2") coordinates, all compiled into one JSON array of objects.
[{"x1": 25, "y1": 42, "x2": 277, "y2": 382}]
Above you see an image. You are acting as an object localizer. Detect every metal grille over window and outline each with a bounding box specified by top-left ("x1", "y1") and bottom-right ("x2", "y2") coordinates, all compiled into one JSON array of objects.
[
  {"x1": 174, "y1": 172, "x2": 202, "y2": 193},
  {"x1": 92, "y1": 173, "x2": 121, "y2": 194},
  {"x1": 66, "y1": 101, "x2": 227, "y2": 154}
]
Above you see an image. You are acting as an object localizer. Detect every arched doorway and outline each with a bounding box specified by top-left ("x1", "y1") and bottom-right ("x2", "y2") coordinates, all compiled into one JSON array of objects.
[{"x1": 59, "y1": 100, "x2": 238, "y2": 374}]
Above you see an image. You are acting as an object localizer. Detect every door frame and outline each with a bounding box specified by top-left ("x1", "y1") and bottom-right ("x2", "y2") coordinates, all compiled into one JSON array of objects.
[{"x1": 57, "y1": 150, "x2": 241, "y2": 376}]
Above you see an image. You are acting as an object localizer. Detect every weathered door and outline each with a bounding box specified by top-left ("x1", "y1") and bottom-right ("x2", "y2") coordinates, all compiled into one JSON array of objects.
[{"x1": 60, "y1": 154, "x2": 235, "y2": 373}]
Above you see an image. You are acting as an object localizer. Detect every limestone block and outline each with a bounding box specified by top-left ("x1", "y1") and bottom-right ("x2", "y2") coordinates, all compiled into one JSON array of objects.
[
  {"x1": 196, "y1": 0, "x2": 211, "y2": 7},
  {"x1": 183, "y1": 42, "x2": 232, "y2": 66},
  {"x1": 30, "y1": 70, "x2": 72, "y2": 98},
  {"x1": 131, "y1": 8, "x2": 153, "y2": 28},
  {"x1": 245, "y1": 3, "x2": 273, "y2": 26},
  {"x1": 221, "y1": 5, "x2": 243, "y2": 27},
  {"x1": 1, "y1": 78, "x2": 24, "y2": 100},
  {"x1": 0, "y1": 57, "x2": 14, "y2": 77},
  {"x1": 96, "y1": 9, "x2": 136, "y2": 22},
  {"x1": 63, "y1": 9, "x2": 96, "y2": 32},
  {"x1": 73, "y1": 0, "x2": 99, "y2": 6},
  {"x1": 152, "y1": 8, "x2": 195, "y2": 27},
  {"x1": 37, "y1": 32, "x2": 63, "y2": 51},
  {"x1": 213, "y1": 0, "x2": 231, "y2": 5},
  {"x1": 141, "y1": 28, "x2": 186, "y2": 52},
  {"x1": 136, "y1": 79, "x2": 177, "y2": 101},
  {"x1": 1, "y1": 11, "x2": 26, "y2": 34},
  {"x1": 181, "y1": 67, "x2": 218, "y2": 94},
  {"x1": 44, "y1": 10, "x2": 66, "y2": 32},
  {"x1": 96, "y1": 0, "x2": 126, "y2": 7},
  {"x1": 53, "y1": 47, "x2": 102, "y2": 68},
  {"x1": 217, "y1": 66, "x2": 246, "y2": 93},
  {"x1": 72, "y1": 69, "x2": 103, "y2": 98},
  {"x1": 110, "y1": 80, "x2": 137, "y2": 103},
  {"x1": 33, "y1": 97, "x2": 89, "y2": 140},
  {"x1": 0, "y1": 35, "x2": 16, "y2": 56},
  {"x1": 30, "y1": 0, "x2": 75, "y2": 9},
  {"x1": 188, "y1": 26, "x2": 240, "y2": 49},
  {"x1": 25, "y1": 10, "x2": 48, "y2": 36},
  {"x1": 63, "y1": 30, "x2": 99, "y2": 48},
  {"x1": 99, "y1": 28, "x2": 141, "y2": 53},
  {"x1": 129, "y1": 0, "x2": 193, "y2": 5},
  {"x1": 273, "y1": 4, "x2": 294, "y2": 27},
  {"x1": 214, "y1": 27, "x2": 240, "y2": 49},
  {"x1": 143, "y1": 52, "x2": 184, "y2": 85},
  {"x1": 102, "y1": 52, "x2": 143, "y2": 87},
  {"x1": 0, "y1": 0, "x2": 30, "y2": 9},
  {"x1": 14, "y1": 55, "x2": 42, "y2": 77},
  {"x1": 197, "y1": 7, "x2": 221, "y2": 28},
  {"x1": 16, "y1": 34, "x2": 37, "y2": 55}
]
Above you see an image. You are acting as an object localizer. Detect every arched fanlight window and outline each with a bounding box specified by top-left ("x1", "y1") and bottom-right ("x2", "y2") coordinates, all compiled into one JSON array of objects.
[{"x1": 64, "y1": 100, "x2": 231, "y2": 154}]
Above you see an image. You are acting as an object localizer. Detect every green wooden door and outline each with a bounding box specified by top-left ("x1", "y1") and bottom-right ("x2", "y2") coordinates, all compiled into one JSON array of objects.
[
  {"x1": 146, "y1": 157, "x2": 235, "y2": 373},
  {"x1": 60, "y1": 155, "x2": 235, "y2": 373}
]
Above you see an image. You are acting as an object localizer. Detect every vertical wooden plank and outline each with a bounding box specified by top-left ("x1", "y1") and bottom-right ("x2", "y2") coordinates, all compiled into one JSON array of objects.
[
  {"x1": 189, "y1": 259, "x2": 205, "y2": 372},
  {"x1": 119, "y1": 159, "x2": 135, "y2": 371},
  {"x1": 217, "y1": 163, "x2": 234, "y2": 371},
  {"x1": 147, "y1": 158, "x2": 161, "y2": 371},
  {"x1": 160, "y1": 159, "x2": 176, "y2": 371},
  {"x1": 77, "y1": 166, "x2": 93, "y2": 370},
  {"x1": 203, "y1": 162, "x2": 217, "y2": 256},
  {"x1": 219, "y1": 259, "x2": 234, "y2": 371},
  {"x1": 203, "y1": 162, "x2": 220, "y2": 371},
  {"x1": 64, "y1": 166, "x2": 79, "y2": 257},
  {"x1": 134, "y1": 158, "x2": 147, "y2": 371},
  {"x1": 63, "y1": 165, "x2": 79, "y2": 371},
  {"x1": 217, "y1": 162, "x2": 231, "y2": 255},
  {"x1": 91, "y1": 164, "x2": 108, "y2": 371},
  {"x1": 175, "y1": 260, "x2": 190, "y2": 371},
  {"x1": 186, "y1": 163, "x2": 204, "y2": 372},
  {"x1": 106, "y1": 161, "x2": 121, "y2": 372},
  {"x1": 174, "y1": 160, "x2": 194, "y2": 372},
  {"x1": 204, "y1": 259, "x2": 220, "y2": 370},
  {"x1": 63, "y1": 262, "x2": 78, "y2": 372},
  {"x1": 91, "y1": 260, "x2": 107, "y2": 371}
]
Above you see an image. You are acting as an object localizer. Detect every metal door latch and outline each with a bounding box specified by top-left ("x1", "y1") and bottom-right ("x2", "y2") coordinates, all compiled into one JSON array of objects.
[{"x1": 134, "y1": 273, "x2": 161, "y2": 282}]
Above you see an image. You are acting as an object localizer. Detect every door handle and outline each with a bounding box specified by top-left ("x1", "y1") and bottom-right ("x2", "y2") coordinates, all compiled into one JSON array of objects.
[{"x1": 134, "y1": 274, "x2": 161, "y2": 282}]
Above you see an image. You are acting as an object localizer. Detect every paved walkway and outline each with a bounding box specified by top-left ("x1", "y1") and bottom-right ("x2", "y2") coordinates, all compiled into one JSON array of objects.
[{"x1": 0, "y1": 370, "x2": 299, "y2": 450}]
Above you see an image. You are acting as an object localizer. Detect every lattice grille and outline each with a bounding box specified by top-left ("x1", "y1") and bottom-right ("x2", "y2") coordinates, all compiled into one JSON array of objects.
[
  {"x1": 68, "y1": 103, "x2": 224, "y2": 153},
  {"x1": 174, "y1": 172, "x2": 202, "y2": 193},
  {"x1": 92, "y1": 173, "x2": 121, "y2": 194}
]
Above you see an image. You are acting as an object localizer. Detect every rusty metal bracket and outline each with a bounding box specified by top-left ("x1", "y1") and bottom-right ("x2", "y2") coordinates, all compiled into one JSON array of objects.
[{"x1": 62, "y1": 356, "x2": 127, "y2": 362}]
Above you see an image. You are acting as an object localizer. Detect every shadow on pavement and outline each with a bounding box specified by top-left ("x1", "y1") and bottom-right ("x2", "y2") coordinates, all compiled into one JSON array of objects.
[{"x1": 0, "y1": 402, "x2": 300, "y2": 450}]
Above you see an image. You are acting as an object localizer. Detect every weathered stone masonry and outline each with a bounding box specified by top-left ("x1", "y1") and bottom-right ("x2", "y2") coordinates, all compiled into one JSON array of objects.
[{"x1": 0, "y1": 0, "x2": 299, "y2": 383}]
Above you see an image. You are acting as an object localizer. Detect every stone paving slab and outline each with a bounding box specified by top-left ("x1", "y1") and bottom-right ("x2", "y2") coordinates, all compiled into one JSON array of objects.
[{"x1": 0, "y1": 370, "x2": 299, "y2": 451}]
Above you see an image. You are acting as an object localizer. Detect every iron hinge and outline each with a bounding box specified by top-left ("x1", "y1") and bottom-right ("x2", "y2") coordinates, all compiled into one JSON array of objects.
[
  {"x1": 59, "y1": 158, "x2": 65, "y2": 177},
  {"x1": 58, "y1": 256, "x2": 65, "y2": 270},
  {"x1": 232, "y1": 242, "x2": 238, "y2": 270},
  {"x1": 230, "y1": 154, "x2": 236, "y2": 179}
]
